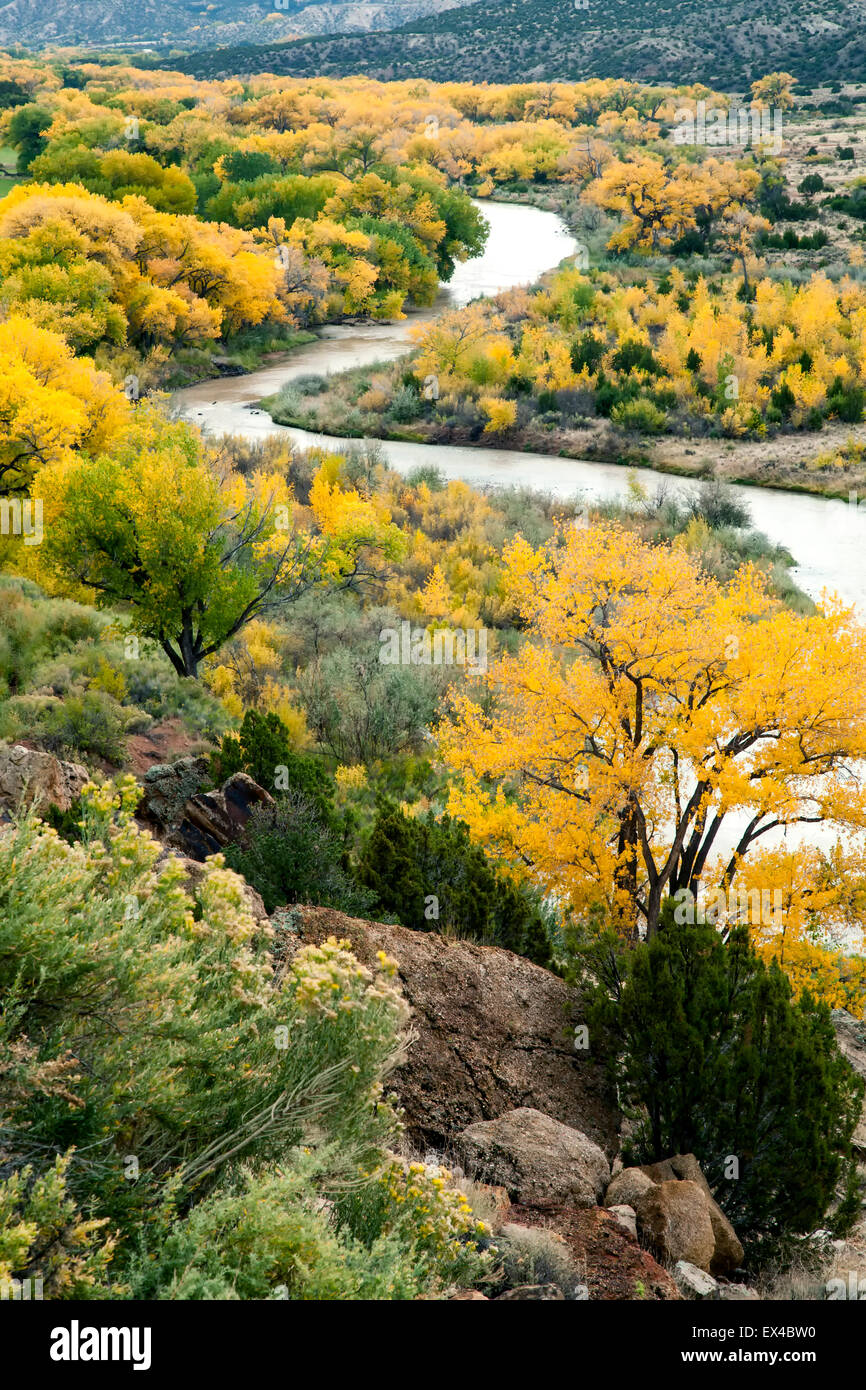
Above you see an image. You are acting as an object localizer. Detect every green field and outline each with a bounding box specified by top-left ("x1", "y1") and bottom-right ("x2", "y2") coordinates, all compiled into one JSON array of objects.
[{"x1": 0, "y1": 145, "x2": 21, "y2": 196}]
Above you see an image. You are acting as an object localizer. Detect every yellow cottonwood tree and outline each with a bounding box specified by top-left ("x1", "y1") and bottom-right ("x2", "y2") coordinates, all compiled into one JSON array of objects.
[
  {"x1": 0, "y1": 316, "x2": 129, "y2": 495},
  {"x1": 438, "y1": 522, "x2": 866, "y2": 942}
]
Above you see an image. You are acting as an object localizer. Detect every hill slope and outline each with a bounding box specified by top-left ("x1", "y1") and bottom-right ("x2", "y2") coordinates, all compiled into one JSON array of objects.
[
  {"x1": 0, "y1": 0, "x2": 475, "y2": 52},
  {"x1": 166, "y1": 0, "x2": 866, "y2": 88}
]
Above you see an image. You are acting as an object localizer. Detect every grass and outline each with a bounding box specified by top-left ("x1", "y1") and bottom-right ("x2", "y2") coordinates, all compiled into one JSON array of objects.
[{"x1": 0, "y1": 146, "x2": 23, "y2": 199}]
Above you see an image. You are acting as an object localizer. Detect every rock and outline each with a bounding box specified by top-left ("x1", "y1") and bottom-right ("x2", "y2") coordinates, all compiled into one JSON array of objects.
[
  {"x1": 140, "y1": 761, "x2": 274, "y2": 861},
  {"x1": 604, "y1": 1167, "x2": 656, "y2": 1211},
  {"x1": 642, "y1": 1153, "x2": 713, "y2": 1198},
  {"x1": 831, "y1": 1010, "x2": 866, "y2": 1154},
  {"x1": 607, "y1": 1204, "x2": 638, "y2": 1240},
  {"x1": 210, "y1": 355, "x2": 246, "y2": 376},
  {"x1": 508, "y1": 1204, "x2": 680, "y2": 1301},
  {"x1": 636, "y1": 1154, "x2": 744, "y2": 1275},
  {"x1": 457, "y1": 1108, "x2": 610, "y2": 1208},
  {"x1": 717, "y1": 1284, "x2": 760, "y2": 1301},
  {"x1": 0, "y1": 742, "x2": 88, "y2": 816},
  {"x1": 180, "y1": 773, "x2": 274, "y2": 856},
  {"x1": 138, "y1": 756, "x2": 211, "y2": 829},
  {"x1": 497, "y1": 1284, "x2": 565, "y2": 1300},
  {"x1": 705, "y1": 1204, "x2": 744, "y2": 1276},
  {"x1": 673, "y1": 1261, "x2": 718, "y2": 1299},
  {"x1": 635, "y1": 1180, "x2": 716, "y2": 1272},
  {"x1": 154, "y1": 849, "x2": 269, "y2": 926},
  {"x1": 280, "y1": 906, "x2": 621, "y2": 1154},
  {"x1": 450, "y1": 1290, "x2": 488, "y2": 1300}
]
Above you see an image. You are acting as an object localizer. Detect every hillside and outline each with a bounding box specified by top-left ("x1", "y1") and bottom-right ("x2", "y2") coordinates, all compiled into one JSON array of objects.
[
  {"x1": 168, "y1": 0, "x2": 866, "y2": 88},
  {"x1": 0, "y1": 0, "x2": 475, "y2": 53}
]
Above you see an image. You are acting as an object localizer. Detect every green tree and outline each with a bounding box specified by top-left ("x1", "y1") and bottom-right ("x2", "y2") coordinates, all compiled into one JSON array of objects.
[
  {"x1": 585, "y1": 906, "x2": 864, "y2": 1252},
  {"x1": 357, "y1": 804, "x2": 554, "y2": 967},
  {"x1": 212, "y1": 709, "x2": 335, "y2": 814},
  {"x1": 7, "y1": 103, "x2": 52, "y2": 172},
  {"x1": 37, "y1": 406, "x2": 404, "y2": 679}
]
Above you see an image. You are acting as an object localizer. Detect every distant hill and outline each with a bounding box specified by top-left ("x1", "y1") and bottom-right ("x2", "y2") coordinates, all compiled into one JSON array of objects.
[
  {"x1": 163, "y1": 0, "x2": 866, "y2": 88},
  {"x1": 0, "y1": 0, "x2": 475, "y2": 53}
]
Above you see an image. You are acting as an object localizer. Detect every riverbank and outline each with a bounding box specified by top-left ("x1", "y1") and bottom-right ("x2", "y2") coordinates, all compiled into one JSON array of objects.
[
  {"x1": 165, "y1": 328, "x2": 318, "y2": 390},
  {"x1": 261, "y1": 383, "x2": 866, "y2": 504}
]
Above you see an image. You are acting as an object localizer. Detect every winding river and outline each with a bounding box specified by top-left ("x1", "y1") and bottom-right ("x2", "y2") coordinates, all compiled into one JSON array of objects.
[{"x1": 175, "y1": 199, "x2": 866, "y2": 614}]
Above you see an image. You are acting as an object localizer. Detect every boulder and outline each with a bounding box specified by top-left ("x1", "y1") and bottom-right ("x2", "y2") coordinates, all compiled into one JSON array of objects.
[
  {"x1": 604, "y1": 1167, "x2": 656, "y2": 1211},
  {"x1": 641, "y1": 1153, "x2": 743, "y2": 1274},
  {"x1": 497, "y1": 1284, "x2": 565, "y2": 1300},
  {"x1": 673, "y1": 1261, "x2": 718, "y2": 1300},
  {"x1": 450, "y1": 1290, "x2": 488, "y2": 1300},
  {"x1": 138, "y1": 756, "x2": 211, "y2": 829},
  {"x1": 717, "y1": 1284, "x2": 760, "y2": 1301},
  {"x1": 457, "y1": 1108, "x2": 610, "y2": 1208},
  {"x1": 641, "y1": 1153, "x2": 713, "y2": 1197},
  {"x1": 508, "y1": 1204, "x2": 680, "y2": 1301},
  {"x1": 635, "y1": 1180, "x2": 716, "y2": 1271},
  {"x1": 607, "y1": 1204, "x2": 638, "y2": 1240},
  {"x1": 0, "y1": 742, "x2": 88, "y2": 815},
  {"x1": 139, "y1": 760, "x2": 274, "y2": 861},
  {"x1": 280, "y1": 906, "x2": 621, "y2": 1154},
  {"x1": 180, "y1": 773, "x2": 274, "y2": 855}
]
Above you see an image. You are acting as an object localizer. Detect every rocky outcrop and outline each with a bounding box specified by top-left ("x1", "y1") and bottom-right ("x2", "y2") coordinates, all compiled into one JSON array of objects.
[
  {"x1": 179, "y1": 773, "x2": 274, "y2": 857},
  {"x1": 0, "y1": 742, "x2": 88, "y2": 816},
  {"x1": 139, "y1": 760, "x2": 274, "y2": 861},
  {"x1": 831, "y1": 1009, "x2": 866, "y2": 1155},
  {"x1": 507, "y1": 1204, "x2": 680, "y2": 1301},
  {"x1": 138, "y1": 756, "x2": 211, "y2": 830},
  {"x1": 457, "y1": 1108, "x2": 610, "y2": 1207},
  {"x1": 282, "y1": 905, "x2": 621, "y2": 1155}
]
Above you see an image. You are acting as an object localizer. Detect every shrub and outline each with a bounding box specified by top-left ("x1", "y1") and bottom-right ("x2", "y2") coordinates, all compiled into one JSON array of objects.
[
  {"x1": 688, "y1": 480, "x2": 751, "y2": 530},
  {"x1": 39, "y1": 689, "x2": 127, "y2": 764},
  {"x1": 827, "y1": 377, "x2": 865, "y2": 424},
  {"x1": 492, "y1": 1222, "x2": 579, "y2": 1297},
  {"x1": 356, "y1": 804, "x2": 554, "y2": 967},
  {"x1": 0, "y1": 1154, "x2": 119, "y2": 1300},
  {"x1": 584, "y1": 909, "x2": 864, "y2": 1258},
  {"x1": 130, "y1": 1154, "x2": 491, "y2": 1301},
  {"x1": 387, "y1": 385, "x2": 421, "y2": 423},
  {"x1": 223, "y1": 790, "x2": 376, "y2": 916},
  {"x1": 0, "y1": 785, "x2": 414, "y2": 1287},
  {"x1": 405, "y1": 464, "x2": 445, "y2": 491},
  {"x1": 298, "y1": 645, "x2": 444, "y2": 765},
  {"x1": 611, "y1": 340, "x2": 663, "y2": 376},
  {"x1": 611, "y1": 397, "x2": 668, "y2": 434}
]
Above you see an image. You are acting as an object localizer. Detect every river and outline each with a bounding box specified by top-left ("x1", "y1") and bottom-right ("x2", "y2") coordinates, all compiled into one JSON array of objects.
[{"x1": 174, "y1": 199, "x2": 866, "y2": 614}]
